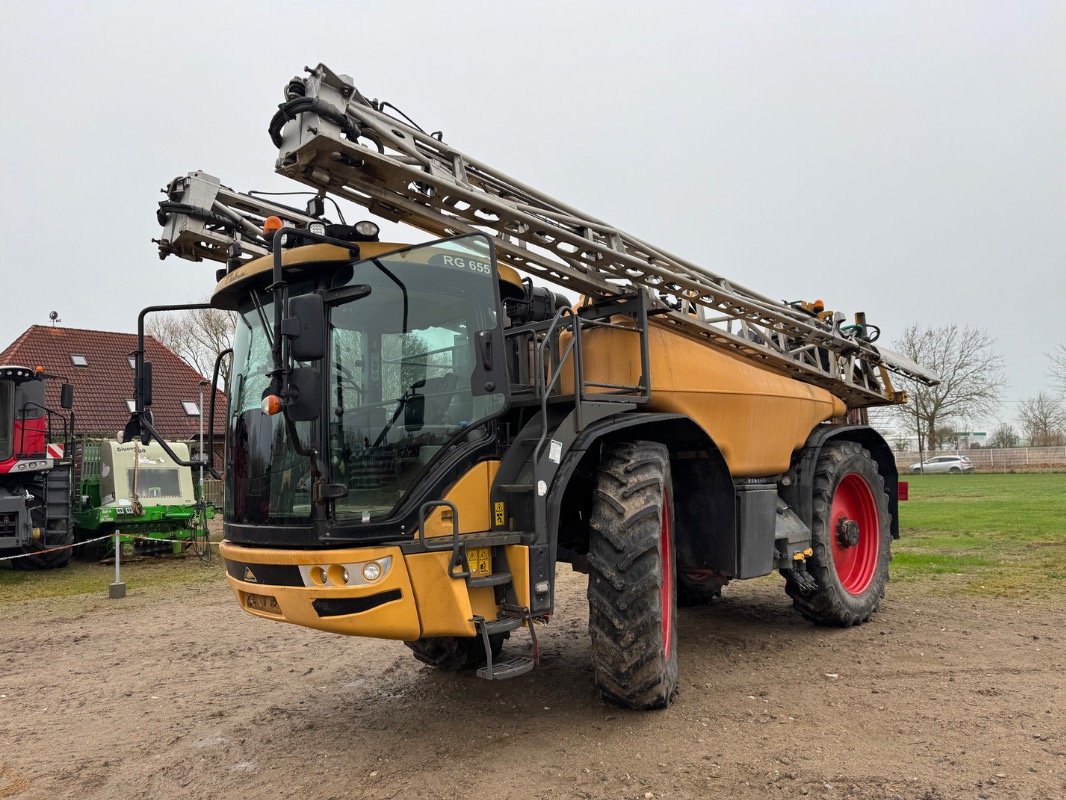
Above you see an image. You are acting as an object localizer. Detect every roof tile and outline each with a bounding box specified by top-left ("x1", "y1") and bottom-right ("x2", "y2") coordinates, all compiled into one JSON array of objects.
[{"x1": 0, "y1": 325, "x2": 227, "y2": 440}]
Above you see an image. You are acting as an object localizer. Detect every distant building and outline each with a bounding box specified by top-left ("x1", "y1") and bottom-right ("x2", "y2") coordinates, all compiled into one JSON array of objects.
[
  {"x1": 954, "y1": 431, "x2": 987, "y2": 448},
  {"x1": 0, "y1": 325, "x2": 226, "y2": 455}
]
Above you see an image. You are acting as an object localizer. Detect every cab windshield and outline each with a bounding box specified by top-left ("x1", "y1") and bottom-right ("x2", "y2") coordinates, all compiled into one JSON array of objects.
[
  {"x1": 329, "y1": 235, "x2": 505, "y2": 521},
  {"x1": 227, "y1": 282, "x2": 315, "y2": 525},
  {"x1": 225, "y1": 235, "x2": 505, "y2": 526}
]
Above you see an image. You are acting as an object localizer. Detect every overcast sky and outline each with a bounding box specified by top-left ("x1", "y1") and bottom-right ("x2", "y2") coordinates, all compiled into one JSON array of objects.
[{"x1": 1, "y1": 1, "x2": 1063, "y2": 430}]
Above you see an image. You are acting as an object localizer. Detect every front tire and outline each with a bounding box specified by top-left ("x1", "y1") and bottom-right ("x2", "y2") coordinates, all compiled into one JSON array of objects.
[
  {"x1": 587, "y1": 441, "x2": 677, "y2": 709},
  {"x1": 12, "y1": 543, "x2": 72, "y2": 570},
  {"x1": 786, "y1": 441, "x2": 891, "y2": 627},
  {"x1": 12, "y1": 504, "x2": 73, "y2": 570},
  {"x1": 404, "y1": 634, "x2": 505, "y2": 671}
]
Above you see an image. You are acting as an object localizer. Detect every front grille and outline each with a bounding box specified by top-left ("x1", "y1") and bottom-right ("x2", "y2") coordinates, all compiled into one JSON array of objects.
[{"x1": 0, "y1": 512, "x2": 17, "y2": 537}]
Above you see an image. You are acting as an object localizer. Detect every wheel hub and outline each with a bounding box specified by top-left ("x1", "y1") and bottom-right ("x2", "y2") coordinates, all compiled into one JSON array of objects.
[{"x1": 836, "y1": 517, "x2": 860, "y2": 548}]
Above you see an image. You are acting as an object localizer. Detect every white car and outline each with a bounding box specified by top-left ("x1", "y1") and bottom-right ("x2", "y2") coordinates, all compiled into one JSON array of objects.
[{"x1": 907, "y1": 455, "x2": 974, "y2": 474}]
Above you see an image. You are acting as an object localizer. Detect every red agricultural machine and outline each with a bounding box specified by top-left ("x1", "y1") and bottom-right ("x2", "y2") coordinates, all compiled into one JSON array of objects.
[{"x1": 0, "y1": 365, "x2": 75, "y2": 568}]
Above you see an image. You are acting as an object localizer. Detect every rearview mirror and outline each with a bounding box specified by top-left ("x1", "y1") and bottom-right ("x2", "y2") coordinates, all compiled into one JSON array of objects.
[
  {"x1": 139, "y1": 362, "x2": 153, "y2": 407},
  {"x1": 60, "y1": 383, "x2": 74, "y2": 409},
  {"x1": 404, "y1": 392, "x2": 425, "y2": 432},
  {"x1": 286, "y1": 367, "x2": 321, "y2": 421},
  {"x1": 287, "y1": 294, "x2": 326, "y2": 361}
]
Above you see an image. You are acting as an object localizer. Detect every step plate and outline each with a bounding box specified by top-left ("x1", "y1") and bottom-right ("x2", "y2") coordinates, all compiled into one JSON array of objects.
[
  {"x1": 477, "y1": 656, "x2": 534, "y2": 680},
  {"x1": 467, "y1": 572, "x2": 513, "y2": 588},
  {"x1": 479, "y1": 616, "x2": 525, "y2": 636}
]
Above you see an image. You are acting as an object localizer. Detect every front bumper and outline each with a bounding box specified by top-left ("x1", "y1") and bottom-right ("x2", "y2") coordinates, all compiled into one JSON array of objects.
[{"x1": 220, "y1": 541, "x2": 490, "y2": 640}]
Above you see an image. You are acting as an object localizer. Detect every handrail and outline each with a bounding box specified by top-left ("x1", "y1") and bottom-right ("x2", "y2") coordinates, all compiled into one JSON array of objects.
[
  {"x1": 416, "y1": 499, "x2": 469, "y2": 578},
  {"x1": 531, "y1": 307, "x2": 580, "y2": 471}
]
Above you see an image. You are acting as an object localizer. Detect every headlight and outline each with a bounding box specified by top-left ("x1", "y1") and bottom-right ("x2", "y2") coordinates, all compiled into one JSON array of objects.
[
  {"x1": 362, "y1": 562, "x2": 382, "y2": 582},
  {"x1": 299, "y1": 556, "x2": 392, "y2": 588}
]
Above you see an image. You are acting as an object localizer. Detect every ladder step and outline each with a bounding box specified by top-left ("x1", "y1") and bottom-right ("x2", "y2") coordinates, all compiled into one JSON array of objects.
[
  {"x1": 478, "y1": 616, "x2": 525, "y2": 636},
  {"x1": 467, "y1": 572, "x2": 513, "y2": 588},
  {"x1": 476, "y1": 656, "x2": 534, "y2": 680},
  {"x1": 496, "y1": 484, "x2": 533, "y2": 493}
]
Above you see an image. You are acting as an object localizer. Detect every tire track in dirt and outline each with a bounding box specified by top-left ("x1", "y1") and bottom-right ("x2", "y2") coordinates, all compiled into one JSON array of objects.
[{"x1": 1, "y1": 570, "x2": 1063, "y2": 799}]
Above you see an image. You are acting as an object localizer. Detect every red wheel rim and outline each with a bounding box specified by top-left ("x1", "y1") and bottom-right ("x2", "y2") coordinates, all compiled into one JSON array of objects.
[
  {"x1": 660, "y1": 492, "x2": 673, "y2": 653},
  {"x1": 830, "y1": 473, "x2": 880, "y2": 595}
]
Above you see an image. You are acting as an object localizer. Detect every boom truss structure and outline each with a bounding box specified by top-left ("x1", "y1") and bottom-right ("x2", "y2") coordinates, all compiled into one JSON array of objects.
[
  {"x1": 156, "y1": 171, "x2": 323, "y2": 265},
  {"x1": 155, "y1": 63, "x2": 937, "y2": 408}
]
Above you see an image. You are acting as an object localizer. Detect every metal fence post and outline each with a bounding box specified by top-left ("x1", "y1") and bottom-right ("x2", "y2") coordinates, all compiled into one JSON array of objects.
[{"x1": 109, "y1": 528, "x2": 126, "y2": 599}]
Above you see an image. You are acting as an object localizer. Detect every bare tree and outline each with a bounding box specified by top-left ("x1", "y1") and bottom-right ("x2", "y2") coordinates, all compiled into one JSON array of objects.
[
  {"x1": 892, "y1": 324, "x2": 1005, "y2": 451},
  {"x1": 987, "y1": 423, "x2": 1019, "y2": 449},
  {"x1": 1050, "y1": 343, "x2": 1066, "y2": 394},
  {"x1": 935, "y1": 425, "x2": 959, "y2": 450},
  {"x1": 1018, "y1": 393, "x2": 1066, "y2": 447},
  {"x1": 147, "y1": 304, "x2": 236, "y2": 393}
]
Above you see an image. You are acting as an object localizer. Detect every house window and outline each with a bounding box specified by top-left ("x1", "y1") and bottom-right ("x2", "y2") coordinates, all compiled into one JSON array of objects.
[
  {"x1": 125, "y1": 400, "x2": 136, "y2": 412},
  {"x1": 182, "y1": 401, "x2": 200, "y2": 416},
  {"x1": 71, "y1": 354, "x2": 88, "y2": 367}
]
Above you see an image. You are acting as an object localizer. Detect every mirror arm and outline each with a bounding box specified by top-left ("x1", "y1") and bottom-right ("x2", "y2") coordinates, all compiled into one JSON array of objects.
[
  {"x1": 132, "y1": 411, "x2": 220, "y2": 478},
  {"x1": 135, "y1": 303, "x2": 214, "y2": 413},
  {"x1": 269, "y1": 229, "x2": 291, "y2": 399},
  {"x1": 204, "y1": 348, "x2": 232, "y2": 480}
]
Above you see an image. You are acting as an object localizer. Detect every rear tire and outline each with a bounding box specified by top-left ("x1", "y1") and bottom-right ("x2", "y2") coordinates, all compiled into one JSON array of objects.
[
  {"x1": 404, "y1": 634, "x2": 505, "y2": 671},
  {"x1": 587, "y1": 441, "x2": 677, "y2": 710},
  {"x1": 677, "y1": 573, "x2": 726, "y2": 607},
  {"x1": 786, "y1": 441, "x2": 891, "y2": 627}
]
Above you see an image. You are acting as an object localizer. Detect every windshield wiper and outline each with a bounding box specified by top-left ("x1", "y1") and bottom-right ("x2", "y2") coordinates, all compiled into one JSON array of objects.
[
  {"x1": 373, "y1": 378, "x2": 425, "y2": 447},
  {"x1": 249, "y1": 288, "x2": 274, "y2": 350}
]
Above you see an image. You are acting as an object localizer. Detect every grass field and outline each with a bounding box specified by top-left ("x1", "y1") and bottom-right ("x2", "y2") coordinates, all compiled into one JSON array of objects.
[
  {"x1": 2, "y1": 474, "x2": 1064, "y2": 604},
  {"x1": 0, "y1": 553, "x2": 224, "y2": 604},
  {"x1": 895, "y1": 473, "x2": 1066, "y2": 599}
]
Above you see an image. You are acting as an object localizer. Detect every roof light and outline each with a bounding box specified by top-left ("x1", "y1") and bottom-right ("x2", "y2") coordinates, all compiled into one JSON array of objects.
[
  {"x1": 35, "y1": 365, "x2": 45, "y2": 373},
  {"x1": 263, "y1": 216, "x2": 284, "y2": 237},
  {"x1": 308, "y1": 221, "x2": 326, "y2": 236},
  {"x1": 354, "y1": 220, "x2": 380, "y2": 239},
  {"x1": 261, "y1": 395, "x2": 283, "y2": 416}
]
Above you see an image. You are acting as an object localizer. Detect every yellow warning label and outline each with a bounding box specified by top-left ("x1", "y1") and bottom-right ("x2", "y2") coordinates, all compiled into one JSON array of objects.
[
  {"x1": 494, "y1": 501, "x2": 506, "y2": 526},
  {"x1": 468, "y1": 547, "x2": 491, "y2": 576}
]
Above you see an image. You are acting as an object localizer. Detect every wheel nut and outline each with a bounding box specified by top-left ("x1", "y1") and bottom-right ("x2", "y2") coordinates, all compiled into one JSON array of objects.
[{"x1": 836, "y1": 518, "x2": 860, "y2": 547}]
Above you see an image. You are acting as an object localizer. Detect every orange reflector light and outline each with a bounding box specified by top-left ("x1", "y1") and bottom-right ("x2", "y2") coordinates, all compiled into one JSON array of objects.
[
  {"x1": 261, "y1": 395, "x2": 283, "y2": 416},
  {"x1": 263, "y1": 216, "x2": 284, "y2": 236}
]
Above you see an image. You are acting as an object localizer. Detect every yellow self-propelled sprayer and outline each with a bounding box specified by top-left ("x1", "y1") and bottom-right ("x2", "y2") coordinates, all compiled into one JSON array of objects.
[{"x1": 131, "y1": 64, "x2": 937, "y2": 709}]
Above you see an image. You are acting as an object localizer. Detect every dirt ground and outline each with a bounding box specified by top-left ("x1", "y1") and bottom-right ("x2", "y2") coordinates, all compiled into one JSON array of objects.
[{"x1": 1, "y1": 566, "x2": 1063, "y2": 800}]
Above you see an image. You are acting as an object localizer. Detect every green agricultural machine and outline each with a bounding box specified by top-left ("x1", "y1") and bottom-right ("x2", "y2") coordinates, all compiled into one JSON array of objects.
[{"x1": 73, "y1": 439, "x2": 213, "y2": 555}]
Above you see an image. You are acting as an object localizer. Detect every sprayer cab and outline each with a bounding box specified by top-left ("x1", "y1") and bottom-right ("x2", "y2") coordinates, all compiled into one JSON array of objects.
[{"x1": 214, "y1": 230, "x2": 512, "y2": 544}]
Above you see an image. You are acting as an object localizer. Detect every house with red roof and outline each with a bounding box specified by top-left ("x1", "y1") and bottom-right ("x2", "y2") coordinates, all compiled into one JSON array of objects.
[{"x1": 0, "y1": 325, "x2": 226, "y2": 453}]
